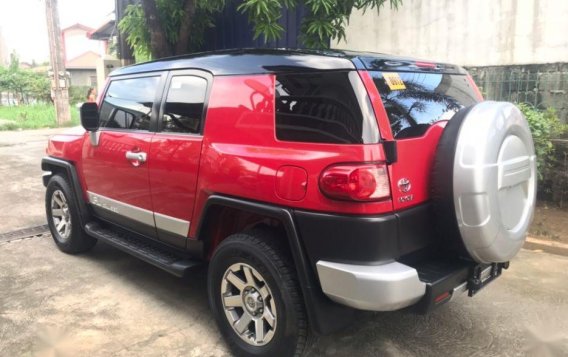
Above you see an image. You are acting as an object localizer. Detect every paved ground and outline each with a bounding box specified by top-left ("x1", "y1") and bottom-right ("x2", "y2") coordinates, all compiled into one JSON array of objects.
[
  {"x1": 1, "y1": 128, "x2": 568, "y2": 356},
  {"x1": 0, "y1": 128, "x2": 65, "y2": 234},
  {"x1": 1, "y1": 236, "x2": 567, "y2": 357}
]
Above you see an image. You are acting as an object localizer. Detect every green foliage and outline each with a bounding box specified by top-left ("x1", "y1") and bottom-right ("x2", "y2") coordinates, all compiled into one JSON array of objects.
[
  {"x1": 0, "y1": 104, "x2": 80, "y2": 130},
  {"x1": 119, "y1": 0, "x2": 225, "y2": 62},
  {"x1": 118, "y1": 4, "x2": 152, "y2": 61},
  {"x1": 518, "y1": 103, "x2": 567, "y2": 180},
  {"x1": 238, "y1": 0, "x2": 402, "y2": 48},
  {"x1": 119, "y1": 0, "x2": 402, "y2": 60},
  {"x1": 69, "y1": 86, "x2": 91, "y2": 105},
  {"x1": 0, "y1": 54, "x2": 51, "y2": 104}
]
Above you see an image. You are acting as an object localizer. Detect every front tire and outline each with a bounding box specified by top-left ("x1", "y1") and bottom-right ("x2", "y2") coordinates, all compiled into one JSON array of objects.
[
  {"x1": 45, "y1": 175, "x2": 96, "y2": 254},
  {"x1": 208, "y1": 229, "x2": 308, "y2": 357}
]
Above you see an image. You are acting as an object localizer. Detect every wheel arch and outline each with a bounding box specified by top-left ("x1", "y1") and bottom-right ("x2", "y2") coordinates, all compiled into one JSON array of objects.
[
  {"x1": 195, "y1": 194, "x2": 356, "y2": 335},
  {"x1": 42, "y1": 157, "x2": 91, "y2": 226}
]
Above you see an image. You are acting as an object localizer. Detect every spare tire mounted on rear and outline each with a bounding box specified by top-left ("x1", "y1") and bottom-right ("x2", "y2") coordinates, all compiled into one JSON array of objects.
[{"x1": 432, "y1": 101, "x2": 537, "y2": 264}]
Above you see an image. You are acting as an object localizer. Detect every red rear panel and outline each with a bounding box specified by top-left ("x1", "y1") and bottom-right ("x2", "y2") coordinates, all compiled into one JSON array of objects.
[
  {"x1": 190, "y1": 74, "x2": 393, "y2": 236},
  {"x1": 362, "y1": 70, "x2": 481, "y2": 210}
]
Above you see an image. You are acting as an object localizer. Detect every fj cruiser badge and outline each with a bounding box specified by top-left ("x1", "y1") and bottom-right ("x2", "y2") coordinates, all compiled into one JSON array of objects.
[{"x1": 397, "y1": 178, "x2": 411, "y2": 193}]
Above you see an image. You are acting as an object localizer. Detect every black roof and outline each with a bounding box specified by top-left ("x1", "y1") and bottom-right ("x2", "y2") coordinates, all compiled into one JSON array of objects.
[{"x1": 111, "y1": 48, "x2": 466, "y2": 77}]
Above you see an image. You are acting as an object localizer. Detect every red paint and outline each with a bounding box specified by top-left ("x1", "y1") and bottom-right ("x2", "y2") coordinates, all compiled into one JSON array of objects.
[
  {"x1": 81, "y1": 131, "x2": 154, "y2": 211},
  {"x1": 148, "y1": 133, "x2": 203, "y2": 228},
  {"x1": 46, "y1": 127, "x2": 90, "y2": 201},
  {"x1": 189, "y1": 74, "x2": 393, "y2": 237},
  {"x1": 364, "y1": 71, "x2": 450, "y2": 210},
  {"x1": 275, "y1": 166, "x2": 308, "y2": 201},
  {"x1": 358, "y1": 70, "x2": 394, "y2": 140},
  {"x1": 47, "y1": 69, "x2": 454, "y2": 245},
  {"x1": 389, "y1": 122, "x2": 447, "y2": 210}
]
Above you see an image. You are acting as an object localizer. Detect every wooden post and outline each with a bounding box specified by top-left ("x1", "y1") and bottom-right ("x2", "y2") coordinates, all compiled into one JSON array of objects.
[{"x1": 45, "y1": 0, "x2": 70, "y2": 125}]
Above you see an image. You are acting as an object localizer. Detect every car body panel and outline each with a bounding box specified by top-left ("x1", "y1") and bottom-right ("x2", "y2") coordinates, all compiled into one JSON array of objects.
[{"x1": 190, "y1": 74, "x2": 393, "y2": 237}]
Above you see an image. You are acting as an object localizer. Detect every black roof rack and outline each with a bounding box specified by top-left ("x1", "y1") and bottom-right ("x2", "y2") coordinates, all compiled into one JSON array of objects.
[{"x1": 111, "y1": 48, "x2": 466, "y2": 77}]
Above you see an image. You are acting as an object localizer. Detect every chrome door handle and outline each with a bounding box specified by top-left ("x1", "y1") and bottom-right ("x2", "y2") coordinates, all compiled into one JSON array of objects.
[{"x1": 125, "y1": 151, "x2": 147, "y2": 164}]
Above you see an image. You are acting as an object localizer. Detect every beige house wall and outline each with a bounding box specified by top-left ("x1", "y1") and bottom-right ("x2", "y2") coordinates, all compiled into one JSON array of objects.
[{"x1": 332, "y1": 0, "x2": 568, "y2": 66}]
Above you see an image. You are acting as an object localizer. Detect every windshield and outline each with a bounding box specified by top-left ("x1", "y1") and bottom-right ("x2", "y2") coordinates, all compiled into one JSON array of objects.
[{"x1": 371, "y1": 71, "x2": 479, "y2": 139}]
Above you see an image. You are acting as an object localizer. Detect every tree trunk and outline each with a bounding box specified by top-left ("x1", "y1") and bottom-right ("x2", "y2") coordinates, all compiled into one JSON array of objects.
[
  {"x1": 175, "y1": 0, "x2": 196, "y2": 55},
  {"x1": 141, "y1": 0, "x2": 172, "y2": 58}
]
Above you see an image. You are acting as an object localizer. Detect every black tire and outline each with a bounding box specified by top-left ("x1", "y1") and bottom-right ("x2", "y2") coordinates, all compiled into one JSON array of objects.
[
  {"x1": 431, "y1": 106, "x2": 474, "y2": 258},
  {"x1": 208, "y1": 228, "x2": 309, "y2": 357},
  {"x1": 45, "y1": 174, "x2": 97, "y2": 254}
]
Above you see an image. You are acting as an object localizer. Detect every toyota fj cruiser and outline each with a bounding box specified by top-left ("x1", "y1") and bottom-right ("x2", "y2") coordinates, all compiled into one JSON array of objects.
[{"x1": 42, "y1": 49, "x2": 536, "y2": 357}]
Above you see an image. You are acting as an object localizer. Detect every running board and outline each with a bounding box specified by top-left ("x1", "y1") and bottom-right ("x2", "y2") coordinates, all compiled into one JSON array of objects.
[{"x1": 84, "y1": 222, "x2": 202, "y2": 277}]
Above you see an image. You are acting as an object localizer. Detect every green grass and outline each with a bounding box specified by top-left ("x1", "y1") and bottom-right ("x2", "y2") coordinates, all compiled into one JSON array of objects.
[{"x1": 0, "y1": 104, "x2": 80, "y2": 130}]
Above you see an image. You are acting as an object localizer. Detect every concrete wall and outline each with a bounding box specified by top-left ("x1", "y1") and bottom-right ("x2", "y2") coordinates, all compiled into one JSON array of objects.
[
  {"x1": 68, "y1": 69, "x2": 97, "y2": 87},
  {"x1": 333, "y1": 0, "x2": 568, "y2": 67}
]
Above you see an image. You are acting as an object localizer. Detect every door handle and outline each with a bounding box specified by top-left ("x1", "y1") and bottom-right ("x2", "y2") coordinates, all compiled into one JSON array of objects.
[{"x1": 125, "y1": 151, "x2": 147, "y2": 166}]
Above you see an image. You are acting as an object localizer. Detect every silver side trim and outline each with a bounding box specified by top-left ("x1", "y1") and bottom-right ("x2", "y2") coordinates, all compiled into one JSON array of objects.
[
  {"x1": 88, "y1": 191, "x2": 155, "y2": 226},
  {"x1": 316, "y1": 260, "x2": 426, "y2": 311},
  {"x1": 87, "y1": 191, "x2": 191, "y2": 237},
  {"x1": 155, "y1": 212, "x2": 190, "y2": 237}
]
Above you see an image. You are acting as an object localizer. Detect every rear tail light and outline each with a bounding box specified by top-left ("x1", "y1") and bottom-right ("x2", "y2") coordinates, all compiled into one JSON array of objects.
[{"x1": 319, "y1": 164, "x2": 391, "y2": 202}]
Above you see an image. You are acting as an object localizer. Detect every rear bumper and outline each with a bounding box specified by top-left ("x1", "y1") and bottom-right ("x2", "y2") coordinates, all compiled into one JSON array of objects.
[
  {"x1": 295, "y1": 204, "x2": 495, "y2": 312},
  {"x1": 316, "y1": 260, "x2": 426, "y2": 311},
  {"x1": 316, "y1": 257, "x2": 508, "y2": 312}
]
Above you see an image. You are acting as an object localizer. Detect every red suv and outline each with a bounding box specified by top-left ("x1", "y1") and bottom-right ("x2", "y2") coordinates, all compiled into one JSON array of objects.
[{"x1": 42, "y1": 49, "x2": 536, "y2": 357}]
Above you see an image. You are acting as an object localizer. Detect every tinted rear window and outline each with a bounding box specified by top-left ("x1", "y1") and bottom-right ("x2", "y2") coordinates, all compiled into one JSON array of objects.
[
  {"x1": 275, "y1": 71, "x2": 379, "y2": 144},
  {"x1": 371, "y1": 72, "x2": 479, "y2": 139}
]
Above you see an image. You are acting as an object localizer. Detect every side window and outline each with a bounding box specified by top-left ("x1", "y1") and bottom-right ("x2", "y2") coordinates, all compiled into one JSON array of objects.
[
  {"x1": 99, "y1": 76, "x2": 159, "y2": 131},
  {"x1": 161, "y1": 76, "x2": 207, "y2": 134},
  {"x1": 275, "y1": 71, "x2": 378, "y2": 144}
]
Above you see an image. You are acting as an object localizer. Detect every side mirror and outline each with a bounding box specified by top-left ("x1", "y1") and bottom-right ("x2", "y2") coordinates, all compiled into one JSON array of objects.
[{"x1": 80, "y1": 102, "x2": 100, "y2": 131}]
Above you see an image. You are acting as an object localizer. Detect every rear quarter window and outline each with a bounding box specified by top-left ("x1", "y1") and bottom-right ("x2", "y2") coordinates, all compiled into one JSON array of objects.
[
  {"x1": 371, "y1": 72, "x2": 479, "y2": 139},
  {"x1": 275, "y1": 71, "x2": 379, "y2": 144}
]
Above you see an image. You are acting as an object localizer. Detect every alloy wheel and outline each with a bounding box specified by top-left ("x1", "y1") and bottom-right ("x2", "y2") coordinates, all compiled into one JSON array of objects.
[
  {"x1": 221, "y1": 262, "x2": 278, "y2": 346},
  {"x1": 51, "y1": 189, "x2": 72, "y2": 242}
]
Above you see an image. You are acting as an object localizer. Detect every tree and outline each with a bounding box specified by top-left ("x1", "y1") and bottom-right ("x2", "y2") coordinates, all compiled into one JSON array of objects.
[
  {"x1": 0, "y1": 53, "x2": 51, "y2": 105},
  {"x1": 119, "y1": 0, "x2": 402, "y2": 61}
]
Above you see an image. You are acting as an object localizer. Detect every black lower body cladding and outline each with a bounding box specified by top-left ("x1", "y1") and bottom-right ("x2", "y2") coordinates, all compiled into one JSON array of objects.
[{"x1": 294, "y1": 203, "x2": 438, "y2": 269}]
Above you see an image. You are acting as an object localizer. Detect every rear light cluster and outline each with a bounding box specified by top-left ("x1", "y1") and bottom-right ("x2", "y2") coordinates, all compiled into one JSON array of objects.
[{"x1": 319, "y1": 164, "x2": 391, "y2": 202}]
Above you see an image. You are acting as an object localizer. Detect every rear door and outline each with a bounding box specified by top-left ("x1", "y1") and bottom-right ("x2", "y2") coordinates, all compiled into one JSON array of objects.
[
  {"x1": 147, "y1": 70, "x2": 211, "y2": 248},
  {"x1": 82, "y1": 74, "x2": 165, "y2": 237},
  {"x1": 369, "y1": 71, "x2": 480, "y2": 210}
]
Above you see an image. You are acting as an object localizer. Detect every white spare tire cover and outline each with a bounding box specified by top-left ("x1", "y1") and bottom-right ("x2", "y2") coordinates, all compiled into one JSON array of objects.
[{"x1": 432, "y1": 101, "x2": 536, "y2": 264}]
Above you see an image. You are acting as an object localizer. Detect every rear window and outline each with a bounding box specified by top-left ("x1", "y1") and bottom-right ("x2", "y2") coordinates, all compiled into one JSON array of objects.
[
  {"x1": 275, "y1": 71, "x2": 379, "y2": 144},
  {"x1": 371, "y1": 72, "x2": 479, "y2": 139}
]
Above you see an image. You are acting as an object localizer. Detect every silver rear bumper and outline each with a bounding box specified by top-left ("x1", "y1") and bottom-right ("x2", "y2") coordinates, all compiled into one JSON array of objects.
[{"x1": 316, "y1": 260, "x2": 426, "y2": 311}]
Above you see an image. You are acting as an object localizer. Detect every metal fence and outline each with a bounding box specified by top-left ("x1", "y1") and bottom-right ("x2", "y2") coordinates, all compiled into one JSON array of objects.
[{"x1": 468, "y1": 67, "x2": 568, "y2": 123}]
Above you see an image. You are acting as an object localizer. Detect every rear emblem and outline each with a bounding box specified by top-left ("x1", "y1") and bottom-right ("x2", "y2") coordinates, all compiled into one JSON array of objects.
[{"x1": 398, "y1": 178, "x2": 411, "y2": 193}]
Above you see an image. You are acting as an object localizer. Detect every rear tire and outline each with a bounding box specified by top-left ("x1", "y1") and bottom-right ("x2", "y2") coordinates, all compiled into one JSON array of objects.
[
  {"x1": 46, "y1": 175, "x2": 96, "y2": 254},
  {"x1": 208, "y1": 228, "x2": 309, "y2": 357}
]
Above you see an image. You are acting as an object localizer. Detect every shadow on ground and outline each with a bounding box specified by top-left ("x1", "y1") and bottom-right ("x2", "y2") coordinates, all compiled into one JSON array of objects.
[{"x1": 1, "y1": 236, "x2": 567, "y2": 357}]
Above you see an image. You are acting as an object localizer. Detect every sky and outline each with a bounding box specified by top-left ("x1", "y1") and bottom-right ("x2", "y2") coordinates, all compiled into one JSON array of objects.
[{"x1": 0, "y1": 0, "x2": 115, "y2": 63}]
